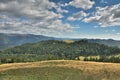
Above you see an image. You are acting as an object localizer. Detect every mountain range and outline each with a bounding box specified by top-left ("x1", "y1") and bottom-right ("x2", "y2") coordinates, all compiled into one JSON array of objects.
[
  {"x1": 0, "y1": 33, "x2": 55, "y2": 50},
  {"x1": 0, "y1": 33, "x2": 120, "y2": 50},
  {"x1": 88, "y1": 39, "x2": 120, "y2": 48}
]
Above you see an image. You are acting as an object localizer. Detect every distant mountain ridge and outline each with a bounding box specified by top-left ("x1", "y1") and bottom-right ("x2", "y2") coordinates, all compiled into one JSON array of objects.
[
  {"x1": 0, "y1": 33, "x2": 120, "y2": 50},
  {"x1": 0, "y1": 33, "x2": 55, "y2": 50},
  {"x1": 88, "y1": 39, "x2": 120, "y2": 48}
]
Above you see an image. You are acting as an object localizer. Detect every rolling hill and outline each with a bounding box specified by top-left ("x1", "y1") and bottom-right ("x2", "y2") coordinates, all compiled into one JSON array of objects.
[
  {"x1": 0, "y1": 40, "x2": 120, "y2": 63},
  {"x1": 2, "y1": 40, "x2": 120, "y2": 55}
]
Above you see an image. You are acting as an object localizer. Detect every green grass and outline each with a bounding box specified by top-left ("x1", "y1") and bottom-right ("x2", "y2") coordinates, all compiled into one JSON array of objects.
[{"x1": 0, "y1": 67, "x2": 91, "y2": 80}]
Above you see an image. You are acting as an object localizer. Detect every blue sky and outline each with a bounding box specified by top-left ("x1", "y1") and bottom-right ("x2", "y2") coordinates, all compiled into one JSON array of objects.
[{"x1": 0, "y1": 0, "x2": 120, "y2": 40}]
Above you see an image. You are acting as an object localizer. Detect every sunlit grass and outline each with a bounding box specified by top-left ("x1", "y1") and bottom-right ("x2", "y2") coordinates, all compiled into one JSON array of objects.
[{"x1": 0, "y1": 60, "x2": 120, "y2": 80}]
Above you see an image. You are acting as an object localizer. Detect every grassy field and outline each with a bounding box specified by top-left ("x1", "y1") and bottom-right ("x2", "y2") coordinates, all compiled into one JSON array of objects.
[{"x1": 0, "y1": 60, "x2": 120, "y2": 80}]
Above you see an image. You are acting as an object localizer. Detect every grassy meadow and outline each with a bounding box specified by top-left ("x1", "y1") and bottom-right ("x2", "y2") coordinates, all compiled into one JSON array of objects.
[{"x1": 0, "y1": 60, "x2": 120, "y2": 80}]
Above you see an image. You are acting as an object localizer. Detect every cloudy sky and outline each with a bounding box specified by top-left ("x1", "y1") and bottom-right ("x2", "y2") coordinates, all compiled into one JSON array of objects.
[{"x1": 0, "y1": 0, "x2": 120, "y2": 40}]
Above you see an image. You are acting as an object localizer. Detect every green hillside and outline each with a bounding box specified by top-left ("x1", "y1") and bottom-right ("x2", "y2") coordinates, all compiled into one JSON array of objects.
[
  {"x1": 0, "y1": 40, "x2": 120, "y2": 63},
  {"x1": 2, "y1": 40, "x2": 120, "y2": 55}
]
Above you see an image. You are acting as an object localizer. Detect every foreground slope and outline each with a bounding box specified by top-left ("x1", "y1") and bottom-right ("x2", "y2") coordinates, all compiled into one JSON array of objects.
[{"x1": 0, "y1": 60, "x2": 120, "y2": 80}]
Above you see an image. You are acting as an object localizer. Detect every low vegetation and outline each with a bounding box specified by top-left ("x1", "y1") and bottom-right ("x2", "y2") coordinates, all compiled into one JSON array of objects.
[
  {"x1": 0, "y1": 60, "x2": 120, "y2": 80},
  {"x1": 78, "y1": 55, "x2": 120, "y2": 63}
]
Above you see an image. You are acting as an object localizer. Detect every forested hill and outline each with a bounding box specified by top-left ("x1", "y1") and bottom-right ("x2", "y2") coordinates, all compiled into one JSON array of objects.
[{"x1": 1, "y1": 40, "x2": 120, "y2": 59}]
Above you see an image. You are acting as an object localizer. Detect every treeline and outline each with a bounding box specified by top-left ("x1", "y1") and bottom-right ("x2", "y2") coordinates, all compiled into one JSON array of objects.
[
  {"x1": 0, "y1": 40, "x2": 120, "y2": 64},
  {"x1": 0, "y1": 54, "x2": 58, "y2": 64},
  {"x1": 82, "y1": 56, "x2": 120, "y2": 63},
  {"x1": 0, "y1": 54, "x2": 120, "y2": 64}
]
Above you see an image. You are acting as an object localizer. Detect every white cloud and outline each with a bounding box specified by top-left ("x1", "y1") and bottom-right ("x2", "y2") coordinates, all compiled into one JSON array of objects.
[
  {"x1": 0, "y1": 0, "x2": 73, "y2": 36},
  {"x1": 68, "y1": 0, "x2": 95, "y2": 9},
  {"x1": 69, "y1": 33, "x2": 120, "y2": 40},
  {"x1": 56, "y1": 7, "x2": 68, "y2": 13},
  {"x1": 0, "y1": 0, "x2": 64, "y2": 18},
  {"x1": 116, "y1": 33, "x2": 120, "y2": 35},
  {"x1": 83, "y1": 3, "x2": 120, "y2": 27},
  {"x1": 67, "y1": 11, "x2": 88, "y2": 21}
]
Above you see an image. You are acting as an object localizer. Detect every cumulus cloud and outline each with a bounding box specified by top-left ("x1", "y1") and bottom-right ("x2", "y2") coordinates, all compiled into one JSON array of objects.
[
  {"x1": 63, "y1": 0, "x2": 95, "y2": 9},
  {"x1": 67, "y1": 11, "x2": 88, "y2": 21},
  {"x1": 0, "y1": 0, "x2": 72, "y2": 36},
  {"x1": 83, "y1": 3, "x2": 120, "y2": 27}
]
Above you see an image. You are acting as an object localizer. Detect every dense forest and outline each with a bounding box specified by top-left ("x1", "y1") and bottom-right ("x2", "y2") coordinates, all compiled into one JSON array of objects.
[{"x1": 0, "y1": 40, "x2": 120, "y2": 63}]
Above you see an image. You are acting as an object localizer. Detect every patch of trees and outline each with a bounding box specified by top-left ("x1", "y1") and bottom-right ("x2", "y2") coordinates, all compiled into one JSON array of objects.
[
  {"x1": 0, "y1": 54, "x2": 61, "y2": 64},
  {"x1": 83, "y1": 56, "x2": 120, "y2": 63}
]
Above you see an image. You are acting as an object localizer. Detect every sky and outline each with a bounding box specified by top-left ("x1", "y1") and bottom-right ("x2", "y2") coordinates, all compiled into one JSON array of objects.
[{"x1": 0, "y1": 0, "x2": 120, "y2": 40}]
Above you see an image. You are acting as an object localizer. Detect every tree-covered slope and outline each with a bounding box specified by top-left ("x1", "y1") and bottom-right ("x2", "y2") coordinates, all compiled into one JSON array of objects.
[
  {"x1": 0, "y1": 40, "x2": 120, "y2": 63},
  {"x1": 2, "y1": 40, "x2": 120, "y2": 57}
]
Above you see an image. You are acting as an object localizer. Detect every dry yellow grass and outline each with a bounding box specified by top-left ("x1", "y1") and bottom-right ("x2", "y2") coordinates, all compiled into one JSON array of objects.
[
  {"x1": 63, "y1": 40, "x2": 74, "y2": 44},
  {"x1": 0, "y1": 60, "x2": 120, "y2": 74}
]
